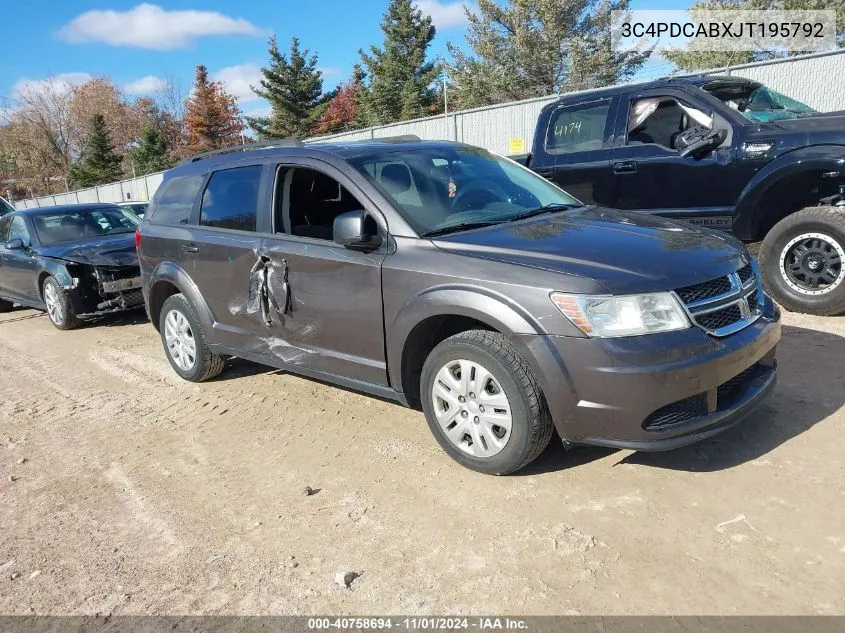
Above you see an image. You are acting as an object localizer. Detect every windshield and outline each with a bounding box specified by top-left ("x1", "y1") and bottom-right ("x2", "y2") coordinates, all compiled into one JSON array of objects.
[
  {"x1": 704, "y1": 81, "x2": 817, "y2": 122},
  {"x1": 347, "y1": 146, "x2": 579, "y2": 236},
  {"x1": 32, "y1": 207, "x2": 140, "y2": 245},
  {"x1": 0, "y1": 197, "x2": 15, "y2": 216}
]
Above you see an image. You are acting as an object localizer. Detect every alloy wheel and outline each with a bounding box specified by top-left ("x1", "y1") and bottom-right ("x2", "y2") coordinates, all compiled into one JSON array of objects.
[
  {"x1": 164, "y1": 309, "x2": 197, "y2": 372},
  {"x1": 780, "y1": 232, "x2": 844, "y2": 296},
  {"x1": 44, "y1": 282, "x2": 63, "y2": 325}
]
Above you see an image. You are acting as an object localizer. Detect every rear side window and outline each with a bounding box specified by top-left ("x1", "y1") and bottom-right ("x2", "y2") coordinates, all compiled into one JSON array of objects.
[
  {"x1": 545, "y1": 100, "x2": 611, "y2": 154},
  {"x1": 147, "y1": 174, "x2": 204, "y2": 225},
  {"x1": 200, "y1": 165, "x2": 262, "y2": 232}
]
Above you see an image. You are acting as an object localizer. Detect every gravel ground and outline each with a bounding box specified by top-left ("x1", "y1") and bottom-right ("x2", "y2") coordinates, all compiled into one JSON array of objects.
[{"x1": 0, "y1": 306, "x2": 843, "y2": 615}]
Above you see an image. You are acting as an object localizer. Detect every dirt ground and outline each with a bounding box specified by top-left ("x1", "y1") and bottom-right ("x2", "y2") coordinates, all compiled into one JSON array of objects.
[{"x1": 0, "y1": 305, "x2": 843, "y2": 616}]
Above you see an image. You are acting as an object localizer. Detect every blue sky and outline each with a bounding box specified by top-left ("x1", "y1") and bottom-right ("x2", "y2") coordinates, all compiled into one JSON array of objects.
[{"x1": 2, "y1": 0, "x2": 689, "y2": 119}]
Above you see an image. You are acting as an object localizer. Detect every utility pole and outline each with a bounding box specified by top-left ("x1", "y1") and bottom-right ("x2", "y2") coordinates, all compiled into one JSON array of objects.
[{"x1": 443, "y1": 69, "x2": 449, "y2": 140}]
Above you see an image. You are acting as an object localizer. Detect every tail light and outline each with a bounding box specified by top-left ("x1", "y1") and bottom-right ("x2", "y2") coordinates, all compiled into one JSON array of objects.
[{"x1": 135, "y1": 228, "x2": 142, "y2": 250}]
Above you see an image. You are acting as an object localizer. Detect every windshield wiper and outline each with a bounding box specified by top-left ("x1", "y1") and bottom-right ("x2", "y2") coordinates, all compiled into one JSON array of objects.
[
  {"x1": 422, "y1": 220, "x2": 502, "y2": 238},
  {"x1": 506, "y1": 202, "x2": 579, "y2": 223}
]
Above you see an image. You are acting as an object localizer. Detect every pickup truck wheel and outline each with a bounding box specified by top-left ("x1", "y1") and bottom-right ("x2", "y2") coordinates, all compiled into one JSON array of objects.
[
  {"x1": 42, "y1": 276, "x2": 79, "y2": 330},
  {"x1": 159, "y1": 293, "x2": 224, "y2": 382},
  {"x1": 420, "y1": 330, "x2": 553, "y2": 475},
  {"x1": 759, "y1": 206, "x2": 845, "y2": 316},
  {"x1": 0, "y1": 298, "x2": 13, "y2": 312}
]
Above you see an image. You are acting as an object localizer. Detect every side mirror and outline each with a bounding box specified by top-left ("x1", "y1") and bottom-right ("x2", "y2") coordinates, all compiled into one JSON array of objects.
[
  {"x1": 676, "y1": 125, "x2": 726, "y2": 158},
  {"x1": 5, "y1": 238, "x2": 24, "y2": 250},
  {"x1": 333, "y1": 210, "x2": 382, "y2": 251}
]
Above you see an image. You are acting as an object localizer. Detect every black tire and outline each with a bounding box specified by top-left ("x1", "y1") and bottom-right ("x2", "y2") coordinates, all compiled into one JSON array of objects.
[
  {"x1": 759, "y1": 206, "x2": 845, "y2": 316},
  {"x1": 159, "y1": 293, "x2": 224, "y2": 382},
  {"x1": 42, "y1": 276, "x2": 79, "y2": 330},
  {"x1": 420, "y1": 330, "x2": 554, "y2": 475},
  {"x1": 0, "y1": 297, "x2": 13, "y2": 312}
]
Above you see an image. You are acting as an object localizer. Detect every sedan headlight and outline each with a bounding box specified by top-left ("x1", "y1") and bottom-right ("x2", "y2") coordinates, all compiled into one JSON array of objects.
[{"x1": 551, "y1": 292, "x2": 691, "y2": 338}]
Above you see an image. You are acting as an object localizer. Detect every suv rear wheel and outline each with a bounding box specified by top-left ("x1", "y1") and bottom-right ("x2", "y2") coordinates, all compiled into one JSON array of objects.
[
  {"x1": 760, "y1": 206, "x2": 845, "y2": 316},
  {"x1": 420, "y1": 330, "x2": 554, "y2": 475},
  {"x1": 159, "y1": 293, "x2": 224, "y2": 382}
]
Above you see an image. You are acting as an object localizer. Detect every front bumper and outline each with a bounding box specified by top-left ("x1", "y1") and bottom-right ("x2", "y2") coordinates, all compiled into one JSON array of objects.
[{"x1": 516, "y1": 296, "x2": 781, "y2": 449}]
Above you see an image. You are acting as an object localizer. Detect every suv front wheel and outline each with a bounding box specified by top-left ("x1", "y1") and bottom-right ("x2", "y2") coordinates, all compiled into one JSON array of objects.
[
  {"x1": 159, "y1": 293, "x2": 225, "y2": 382},
  {"x1": 420, "y1": 330, "x2": 554, "y2": 475},
  {"x1": 760, "y1": 206, "x2": 845, "y2": 316}
]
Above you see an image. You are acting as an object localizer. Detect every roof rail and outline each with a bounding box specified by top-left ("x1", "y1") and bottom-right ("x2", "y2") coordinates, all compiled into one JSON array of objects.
[
  {"x1": 178, "y1": 138, "x2": 304, "y2": 165},
  {"x1": 308, "y1": 134, "x2": 421, "y2": 145}
]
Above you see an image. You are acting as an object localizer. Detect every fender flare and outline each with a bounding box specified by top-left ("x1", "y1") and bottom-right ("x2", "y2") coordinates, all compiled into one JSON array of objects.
[
  {"x1": 147, "y1": 261, "x2": 215, "y2": 331},
  {"x1": 386, "y1": 284, "x2": 550, "y2": 394},
  {"x1": 733, "y1": 145, "x2": 845, "y2": 240}
]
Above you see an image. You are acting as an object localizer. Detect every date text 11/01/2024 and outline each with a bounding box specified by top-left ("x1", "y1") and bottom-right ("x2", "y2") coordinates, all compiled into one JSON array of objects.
[{"x1": 307, "y1": 617, "x2": 529, "y2": 630}]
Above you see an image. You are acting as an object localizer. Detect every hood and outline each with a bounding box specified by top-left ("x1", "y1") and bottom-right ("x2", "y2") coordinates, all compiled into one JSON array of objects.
[
  {"x1": 752, "y1": 110, "x2": 845, "y2": 144},
  {"x1": 432, "y1": 207, "x2": 747, "y2": 295},
  {"x1": 35, "y1": 233, "x2": 139, "y2": 267}
]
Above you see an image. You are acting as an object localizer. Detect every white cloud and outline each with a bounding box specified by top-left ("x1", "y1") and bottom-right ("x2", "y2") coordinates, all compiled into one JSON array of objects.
[
  {"x1": 212, "y1": 64, "x2": 263, "y2": 104},
  {"x1": 11, "y1": 72, "x2": 92, "y2": 100},
  {"x1": 58, "y1": 3, "x2": 264, "y2": 51},
  {"x1": 414, "y1": 0, "x2": 472, "y2": 29},
  {"x1": 317, "y1": 66, "x2": 342, "y2": 78},
  {"x1": 124, "y1": 75, "x2": 166, "y2": 95}
]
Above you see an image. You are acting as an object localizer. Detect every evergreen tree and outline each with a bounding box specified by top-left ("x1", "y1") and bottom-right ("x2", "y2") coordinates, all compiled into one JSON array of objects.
[
  {"x1": 131, "y1": 124, "x2": 175, "y2": 175},
  {"x1": 447, "y1": 0, "x2": 650, "y2": 108},
  {"x1": 69, "y1": 114, "x2": 123, "y2": 187},
  {"x1": 247, "y1": 36, "x2": 324, "y2": 139},
  {"x1": 183, "y1": 65, "x2": 244, "y2": 155},
  {"x1": 359, "y1": 0, "x2": 441, "y2": 125}
]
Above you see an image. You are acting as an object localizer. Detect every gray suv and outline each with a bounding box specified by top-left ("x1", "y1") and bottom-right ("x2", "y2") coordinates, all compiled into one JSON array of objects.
[{"x1": 137, "y1": 138, "x2": 781, "y2": 474}]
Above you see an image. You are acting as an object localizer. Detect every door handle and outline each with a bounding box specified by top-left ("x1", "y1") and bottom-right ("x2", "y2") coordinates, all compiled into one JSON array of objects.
[
  {"x1": 182, "y1": 244, "x2": 199, "y2": 254},
  {"x1": 613, "y1": 161, "x2": 637, "y2": 174}
]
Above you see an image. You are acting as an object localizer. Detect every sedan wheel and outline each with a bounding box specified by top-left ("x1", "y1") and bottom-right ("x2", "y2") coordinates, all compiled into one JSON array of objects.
[
  {"x1": 42, "y1": 276, "x2": 79, "y2": 330},
  {"x1": 44, "y1": 283, "x2": 63, "y2": 324},
  {"x1": 164, "y1": 308, "x2": 197, "y2": 372}
]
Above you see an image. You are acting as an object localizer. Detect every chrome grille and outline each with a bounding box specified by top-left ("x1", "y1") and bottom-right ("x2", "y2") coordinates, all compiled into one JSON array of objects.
[{"x1": 675, "y1": 262, "x2": 763, "y2": 337}]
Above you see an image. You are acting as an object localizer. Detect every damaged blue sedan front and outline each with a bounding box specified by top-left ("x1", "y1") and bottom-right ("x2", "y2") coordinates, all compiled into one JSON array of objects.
[{"x1": 0, "y1": 204, "x2": 144, "y2": 330}]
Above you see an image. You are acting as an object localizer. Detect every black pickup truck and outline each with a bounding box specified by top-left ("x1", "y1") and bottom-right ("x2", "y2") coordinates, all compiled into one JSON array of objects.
[{"x1": 519, "y1": 75, "x2": 845, "y2": 315}]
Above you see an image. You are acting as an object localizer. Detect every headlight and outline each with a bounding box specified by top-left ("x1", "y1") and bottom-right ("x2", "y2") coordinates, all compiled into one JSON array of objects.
[{"x1": 551, "y1": 292, "x2": 691, "y2": 337}]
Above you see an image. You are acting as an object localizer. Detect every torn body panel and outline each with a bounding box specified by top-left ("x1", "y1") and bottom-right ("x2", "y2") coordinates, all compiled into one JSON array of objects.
[
  {"x1": 246, "y1": 251, "x2": 291, "y2": 326},
  {"x1": 52, "y1": 259, "x2": 144, "y2": 317}
]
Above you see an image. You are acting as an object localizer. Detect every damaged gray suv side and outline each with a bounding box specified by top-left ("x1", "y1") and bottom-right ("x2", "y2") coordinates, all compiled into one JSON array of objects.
[{"x1": 138, "y1": 138, "x2": 781, "y2": 474}]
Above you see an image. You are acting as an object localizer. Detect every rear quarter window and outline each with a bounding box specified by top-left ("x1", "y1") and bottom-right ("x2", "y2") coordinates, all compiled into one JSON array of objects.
[
  {"x1": 199, "y1": 165, "x2": 262, "y2": 232},
  {"x1": 147, "y1": 174, "x2": 205, "y2": 225}
]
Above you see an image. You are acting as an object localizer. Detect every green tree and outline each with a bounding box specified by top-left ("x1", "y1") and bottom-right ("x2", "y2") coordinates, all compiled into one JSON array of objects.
[
  {"x1": 359, "y1": 0, "x2": 441, "y2": 125},
  {"x1": 247, "y1": 36, "x2": 324, "y2": 139},
  {"x1": 664, "y1": 0, "x2": 845, "y2": 71},
  {"x1": 447, "y1": 0, "x2": 651, "y2": 108},
  {"x1": 69, "y1": 114, "x2": 123, "y2": 187},
  {"x1": 131, "y1": 124, "x2": 175, "y2": 175}
]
